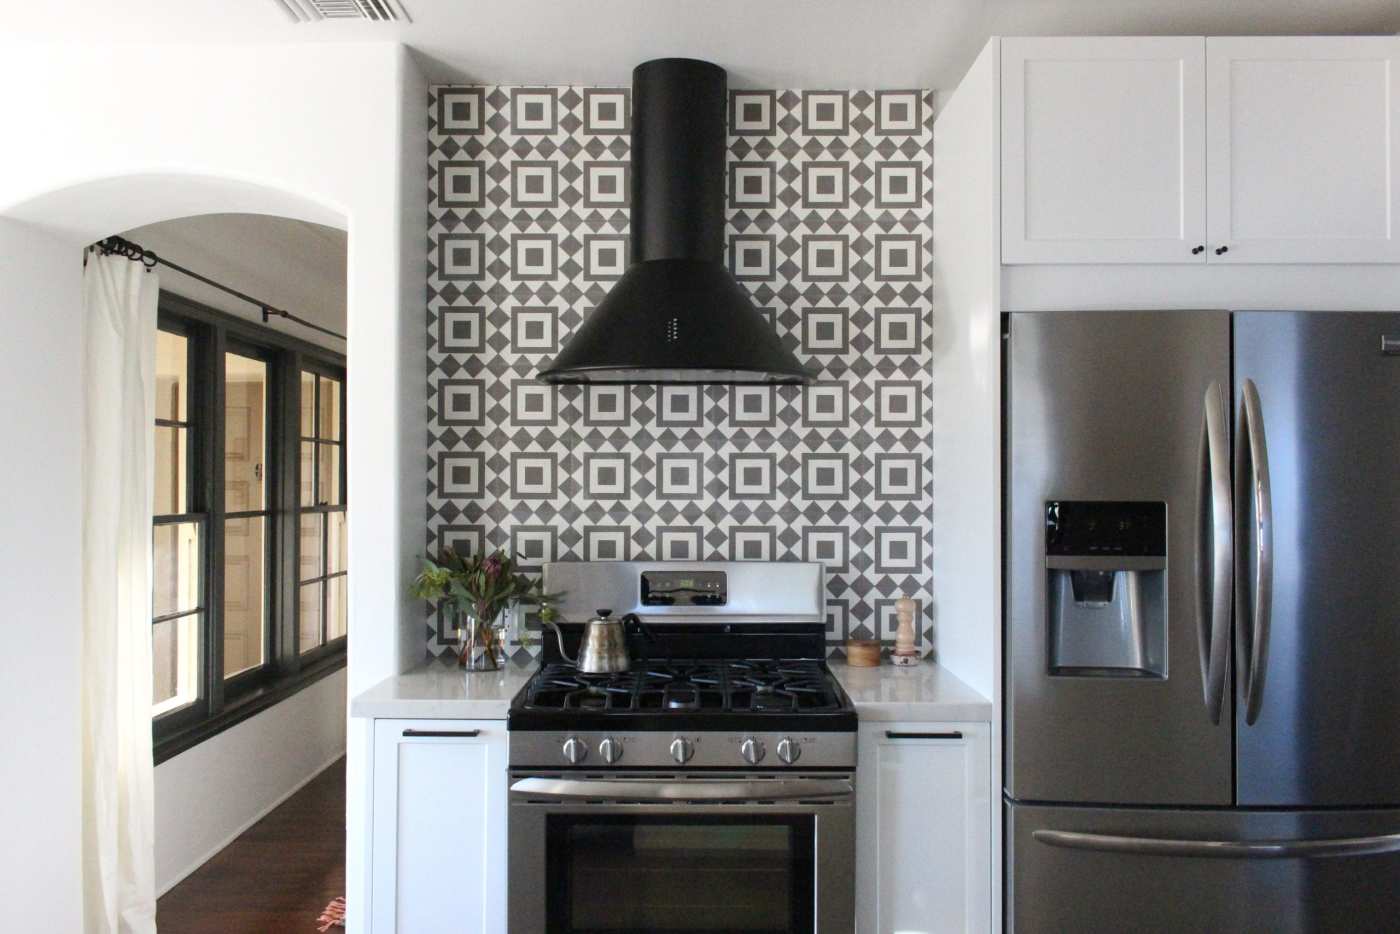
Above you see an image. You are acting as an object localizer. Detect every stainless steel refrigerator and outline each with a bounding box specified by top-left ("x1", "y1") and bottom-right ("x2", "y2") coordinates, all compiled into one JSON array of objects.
[{"x1": 1004, "y1": 310, "x2": 1400, "y2": 933}]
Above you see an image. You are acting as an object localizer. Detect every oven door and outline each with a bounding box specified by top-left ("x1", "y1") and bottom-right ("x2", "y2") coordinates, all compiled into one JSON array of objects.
[{"x1": 507, "y1": 772, "x2": 855, "y2": 934}]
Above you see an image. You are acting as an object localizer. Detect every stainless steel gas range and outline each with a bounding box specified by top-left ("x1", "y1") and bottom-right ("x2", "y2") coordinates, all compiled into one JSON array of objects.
[{"x1": 506, "y1": 561, "x2": 856, "y2": 934}]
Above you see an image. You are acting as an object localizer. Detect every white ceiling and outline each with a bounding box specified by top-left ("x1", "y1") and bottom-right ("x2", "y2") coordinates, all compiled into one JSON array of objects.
[
  {"x1": 6, "y1": 0, "x2": 1399, "y2": 90},
  {"x1": 122, "y1": 214, "x2": 347, "y2": 350}
]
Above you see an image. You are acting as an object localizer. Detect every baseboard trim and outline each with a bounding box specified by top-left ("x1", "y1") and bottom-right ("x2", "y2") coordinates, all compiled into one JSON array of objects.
[{"x1": 157, "y1": 749, "x2": 346, "y2": 897}]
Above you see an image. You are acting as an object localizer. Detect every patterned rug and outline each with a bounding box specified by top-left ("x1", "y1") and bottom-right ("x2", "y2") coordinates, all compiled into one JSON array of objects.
[{"x1": 317, "y1": 897, "x2": 346, "y2": 931}]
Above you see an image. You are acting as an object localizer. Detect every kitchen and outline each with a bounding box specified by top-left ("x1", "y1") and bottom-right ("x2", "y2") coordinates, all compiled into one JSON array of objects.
[{"x1": 3, "y1": 3, "x2": 1400, "y2": 934}]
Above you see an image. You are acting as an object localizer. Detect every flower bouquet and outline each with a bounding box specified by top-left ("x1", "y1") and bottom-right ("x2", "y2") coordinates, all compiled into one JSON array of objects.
[{"x1": 410, "y1": 549, "x2": 543, "y2": 671}]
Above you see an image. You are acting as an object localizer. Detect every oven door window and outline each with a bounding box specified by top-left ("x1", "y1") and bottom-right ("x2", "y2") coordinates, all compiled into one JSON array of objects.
[{"x1": 546, "y1": 814, "x2": 815, "y2": 934}]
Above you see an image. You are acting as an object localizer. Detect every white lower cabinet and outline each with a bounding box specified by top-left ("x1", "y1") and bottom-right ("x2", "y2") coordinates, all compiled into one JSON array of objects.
[
  {"x1": 856, "y1": 721, "x2": 991, "y2": 934},
  {"x1": 371, "y1": 719, "x2": 507, "y2": 933}
]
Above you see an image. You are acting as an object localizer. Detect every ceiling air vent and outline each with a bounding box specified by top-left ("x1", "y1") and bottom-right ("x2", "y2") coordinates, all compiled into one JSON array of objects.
[{"x1": 274, "y1": 0, "x2": 411, "y2": 22}]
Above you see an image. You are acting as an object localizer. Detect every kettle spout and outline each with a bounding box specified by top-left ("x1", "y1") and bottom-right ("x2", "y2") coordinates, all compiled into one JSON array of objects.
[{"x1": 543, "y1": 619, "x2": 576, "y2": 665}]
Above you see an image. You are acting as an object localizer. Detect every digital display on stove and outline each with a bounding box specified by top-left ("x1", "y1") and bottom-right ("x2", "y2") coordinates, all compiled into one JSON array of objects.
[{"x1": 640, "y1": 570, "x2": 727, "y2": 607}]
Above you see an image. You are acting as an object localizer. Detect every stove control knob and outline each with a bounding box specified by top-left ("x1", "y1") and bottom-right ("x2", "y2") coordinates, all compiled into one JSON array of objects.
[
  {"x1": 561, "y1": 736, "x2": 588, "y2": 765},
  {"x1": 670, "y1": 737, "x2": 694, "y2": 764},
  {"x1": 598, "y1": 736, "x2": 622, "y2": 765},
  {"x1": 740, "y1": 737, "x2": 766, "y2": 765},
  {"x1": 776, "y1": 737, "x2": 801, "y2": 765}
]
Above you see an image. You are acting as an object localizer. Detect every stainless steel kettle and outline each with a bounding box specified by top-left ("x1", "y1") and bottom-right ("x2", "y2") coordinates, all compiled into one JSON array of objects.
[{"x1": 543, "y1": 608, "x2": 641, "y2": 674}]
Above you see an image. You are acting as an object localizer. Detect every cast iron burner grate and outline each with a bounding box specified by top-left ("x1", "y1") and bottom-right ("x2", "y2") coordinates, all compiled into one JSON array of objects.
[{"x1": 520, "y1": 659, "x2": 842, "y2": 715}]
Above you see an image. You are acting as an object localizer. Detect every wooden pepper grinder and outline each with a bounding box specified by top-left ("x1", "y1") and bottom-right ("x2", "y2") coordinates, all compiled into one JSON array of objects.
[{"x1": 892, "y1": 596, "x2": 919, "y2": 666}]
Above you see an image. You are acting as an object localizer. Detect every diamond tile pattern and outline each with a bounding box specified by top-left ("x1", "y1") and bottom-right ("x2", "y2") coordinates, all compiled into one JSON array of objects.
[{"x1": 426, "y1": 85, "x2": 934, "y2": 665}]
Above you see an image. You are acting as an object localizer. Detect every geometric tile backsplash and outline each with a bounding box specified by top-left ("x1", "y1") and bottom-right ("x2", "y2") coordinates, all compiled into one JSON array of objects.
[{"x1": 425, "y1": 85, "x2": 934, "y2": 665}]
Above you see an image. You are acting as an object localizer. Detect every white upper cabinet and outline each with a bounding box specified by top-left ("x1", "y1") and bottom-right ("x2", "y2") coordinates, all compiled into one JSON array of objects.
[
  {"x1": 1206, "y1": 37, "x2": 1400, "y2": 263},
  {"x1": 1001, "y1": 37, "x2": 1207, "y2": 264}
]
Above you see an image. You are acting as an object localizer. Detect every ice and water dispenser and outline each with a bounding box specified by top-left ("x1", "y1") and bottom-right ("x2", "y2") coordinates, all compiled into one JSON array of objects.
[{"x1": 1046, "y1": 501, "x2": 1167, "y2": 678}]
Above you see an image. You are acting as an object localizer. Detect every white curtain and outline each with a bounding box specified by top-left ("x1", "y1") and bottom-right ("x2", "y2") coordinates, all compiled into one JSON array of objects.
[{"x1": 81, "y1": 251, "x2": 159, "y2": 934}]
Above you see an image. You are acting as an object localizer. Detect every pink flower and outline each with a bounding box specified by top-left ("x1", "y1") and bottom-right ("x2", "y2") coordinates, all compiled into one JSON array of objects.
[{"x1": 482, "y1": 554, "x2": 502, "y2": 579}]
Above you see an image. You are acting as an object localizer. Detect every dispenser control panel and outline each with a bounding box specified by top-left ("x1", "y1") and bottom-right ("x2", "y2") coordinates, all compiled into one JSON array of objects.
[{"x1": 1046, "y1": 501, "x2": 1166, "y2": 557}]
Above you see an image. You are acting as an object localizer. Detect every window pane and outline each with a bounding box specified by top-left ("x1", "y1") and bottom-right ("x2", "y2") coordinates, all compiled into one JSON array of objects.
[
  {"x1": 153, "y1": 613, "x2": 199, "y2": 716},
  {"x1": 317, "y1": 442, "x2": 341, "y2": 505},
  {"x1": 300, "y1": 370, "x2": 316, "y2": 438},
  {"x1": 153, "y1": 425, "x2": 187, "y2": 516},
  {"x1": 223, "y1": 517, "x2": 266, "y2": 677},
  {"x1": 300, "y1": 441, "x2": 315, "y2": 507},
  {"x1": 155, "y1": 330, "x2": 188, "y2": 423},
  {"x1": 153, "y1": 522, "x2": 200, "y2": 617},
  {"x1": 327, "y1": 575, "x2": 347, "y2": 641},
  {"x1": 328, "y1": 511, "x2": 347, "y2": 574},
  {"x1": 225, "y1": 353, "x2": 267, "y2": 512},
  {"x1": 318, "y1": 376, "x2": 341, "y2": 441},
  {"x1": 300, "y1": 582, "x2": 324, "y2": 653},
  {"x1": 300, "y1": 513, "x2": 324, "y2": 582}
]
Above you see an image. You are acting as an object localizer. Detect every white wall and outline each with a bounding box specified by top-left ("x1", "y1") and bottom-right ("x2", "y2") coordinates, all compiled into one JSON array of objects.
[
  {"x1": 0, "y1": 218, "x2": 85, "y2": 934},
  {"x1": 0, "y1": 40, "x2": 425, "y2": 932},
  {"x1": 154, "y1": 668, "x2": 348, "y2": 894}
]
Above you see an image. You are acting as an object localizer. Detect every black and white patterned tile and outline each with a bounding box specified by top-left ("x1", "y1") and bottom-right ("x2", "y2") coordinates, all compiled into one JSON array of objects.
[{"x1": 426, "y1": 85, "x2": 934, "y2": 666}]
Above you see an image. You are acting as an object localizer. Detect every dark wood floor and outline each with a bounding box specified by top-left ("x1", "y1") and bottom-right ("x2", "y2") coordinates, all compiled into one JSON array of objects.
[{"x1": 158, "y1": 757, "x2": 346, "y2": 933}]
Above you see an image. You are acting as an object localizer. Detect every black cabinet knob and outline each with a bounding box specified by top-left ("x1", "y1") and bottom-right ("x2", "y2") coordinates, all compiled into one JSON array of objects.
[
  {"x1": 1191, "y1": 245, "x2": 1205, "y2": 255},
  {"x1": 1215, "y1": 245, "x2": 1229, "y2": 255}
]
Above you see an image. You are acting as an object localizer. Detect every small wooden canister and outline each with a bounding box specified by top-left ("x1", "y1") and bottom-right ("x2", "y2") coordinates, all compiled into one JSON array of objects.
[{"x1": 845, "y1": 639, "x2": 882, "y2": 667}]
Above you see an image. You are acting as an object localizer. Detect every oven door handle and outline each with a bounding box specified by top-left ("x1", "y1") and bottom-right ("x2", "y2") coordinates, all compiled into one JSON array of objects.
[{"x1": 509, "y1": 777, "x2": 854, "y2": 802}]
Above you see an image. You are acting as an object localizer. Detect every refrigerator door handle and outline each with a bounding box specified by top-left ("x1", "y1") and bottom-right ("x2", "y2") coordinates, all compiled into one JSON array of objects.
[
  {"x1": 1033, "y1": 828, "x2": 1400, "y2": 860},
  {"x1": 1197, "y1": 381, "x2": 1233, "y2": 724},
  {"x1": 1235, "y1": 379, "x2": 1275, "y2": 726}
]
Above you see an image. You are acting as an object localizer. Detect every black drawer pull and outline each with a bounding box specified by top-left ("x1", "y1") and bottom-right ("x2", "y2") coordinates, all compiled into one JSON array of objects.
[
  {"x1": 885, "y1": 730, "x2": 963, "y2": 740},
  {"x1": 402, "y1": 729, "x2": 482, "y2": 738}
]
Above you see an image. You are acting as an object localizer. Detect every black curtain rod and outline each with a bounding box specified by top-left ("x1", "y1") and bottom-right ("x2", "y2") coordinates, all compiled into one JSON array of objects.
[{"x1": 95, "y1": 234, "x2": 347, "y2": 342}]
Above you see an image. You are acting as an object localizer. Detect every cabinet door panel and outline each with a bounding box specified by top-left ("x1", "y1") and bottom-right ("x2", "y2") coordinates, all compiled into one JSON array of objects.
[
  {"x1": 857, "y1": 721, "x2": 991, "y2": 934},
  {"x1": 1002, "y1": 37, "x2": 1206, "y2": 264},
  {"x1": 372, "y1": 720, "x2": 507, "y2": 934},
  {"x1": 1207, "y1": 37, "x2": 1400, "y2": 263}
]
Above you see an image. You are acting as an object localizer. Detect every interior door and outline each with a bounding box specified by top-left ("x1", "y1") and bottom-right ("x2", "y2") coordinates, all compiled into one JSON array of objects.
[
  {"x1": 1234, "y1": 312, "x2": 1400, "y2": 806},
  {"x1": 1006, "y1": 311, "x2": 1232, "y2": 806}
]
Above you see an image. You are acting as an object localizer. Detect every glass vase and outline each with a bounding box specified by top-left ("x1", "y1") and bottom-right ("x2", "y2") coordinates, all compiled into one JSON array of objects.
[{"x1": 457, "y1": 607, "x2": 505, "y2": 672}]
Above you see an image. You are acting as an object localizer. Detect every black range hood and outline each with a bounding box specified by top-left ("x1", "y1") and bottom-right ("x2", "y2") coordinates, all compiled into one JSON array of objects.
[{"x1": 538, "y1": 58, "x2": 814, "y2": 385}]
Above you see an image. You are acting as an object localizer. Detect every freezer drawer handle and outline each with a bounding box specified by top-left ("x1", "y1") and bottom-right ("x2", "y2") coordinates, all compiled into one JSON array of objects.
[
  {"x1": 402, "y1": 729, "x2": 482, "y2": 738},
  {"x1": 1033, "y1": 829, "x2": 1400, "y2": 860},
  {"x1": 885, "y1": 731, "x2": 963, "y2": 740}
]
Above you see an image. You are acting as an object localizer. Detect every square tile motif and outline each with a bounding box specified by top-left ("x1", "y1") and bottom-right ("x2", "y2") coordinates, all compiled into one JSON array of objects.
[
  {"x1": 584, "y1": 162, "x2": 630, "y2": 208},
  {"x1": 875, "y1": 527, "x2": 921, "y2": 574},
  {"x1": 511, "y1": 452, "x2": 558, "y2": 498},
  {"x1": 802, "y1": 91, "x2": 849, "y2": 135},
  {"x1": 875, "y1": 162, "x2": 922, "y2": 210},
  {"x1": 803, "y1": 383, "x2": 849, "y2": 428},
  {"x1": 802, "y1": 453, "x2": 849, "y2": 500},
  {"x1": 510, "y1": 89, "x2": 558, "y2": 134},
  {"x1": 582, "y1": 88, "x2": 629, "y2": 135},
  {"x1": 437, "y1": 452, "x2": 486, "y2": 499},
  {"x1": 730, "y1": 235, "x2": 777, "y2": 282},
  {"x1": 730, "y1": 385, "x2": 776, "y2": 428},
  {"x1": 801, "y1": 309, "x2": 850, "y2": 355},
  {"x1": 510, "y1": 160, "x2": 559, "y2": 207},
  {"x1": 510, "y1": 307, "x2": 559, "y2": 354},
  {"x1": 802, "y1": 161, "x2": 850, "y2": 209},
  {"x1": 438, "y1": 161, "x2": 485, "y2": 208},
  {"x1": 656, "y1": 453, "x2": 703, "y2": 498},
  {"x1": 875, "y1": 90, "x2": 922, "y2": 135},
  {"x1": 729, "y1": 454, "x2": 777, "y2": 499},
  {"x1": 584, "y1": 526, "x2": 630, "y2": 561},
  {"x1": 658, "y1": 386, "x2": 703, "y2": 429},
  {"x1": 584, "y1": 235, "x2": 628, "y2": 281},
  {"x1": 657, "y1": 527, "x2": 702, "y2": 561},
  {"x1": 438, "y1": 379, "x2": 485, "y2": 427},
  {"x1": 438, "y1": 234, "x2": 485, "y2": 281},
  {"x1": 511, "y1": 526, "x2": 558, "y2": 569},
  {"x1": 439, "y1": 524, "x2": 485, "y2": 559},
  {"x1": 876, "y1": 381, "x2": 921, "y2": 428},
  {"x1": 874, "y1": 308, "x2": 922, "y2": 354},
  {"x1": 824, "y1": 598, "x2": 850, "y2": 641},
  {"x1": 730, "y1": 163, "x2": 776, "y2": 209},
  {"x1": 875, "y1": 598, "x2": 921, "y2": 642},
  {"x1": 437, "y1": 88, "x2": 484, "y2": 133},
  {"x1": 730, "y1": 91, "x2": 776, "y2": 136},
  {"x1": 874, "y1": 453, "x2": 923, "y2": 500},
  {"x1": 511, "y1": 234, "x2": 558, "y2": 281},
  {"x1": 875, "y1": 234, "x2": 922, "y2": 281},
  {"x1": 803, "y1": 526, "x2": 851, "y2": 573},
  {"x1": 583, "y1": 453, "x2": 630, "y2": 500},
  {"x1": 437, "y1": 306, "x2": 485, "y2": 352},
  {"x1": 730, "y1": 527, "x2": 776, "y2": 561},
  {"x1": 584, "y1": 385, "x2": 629, "y2": 426},
  {"x1": 803, "y1": 236, "x2": 849, "y2": 281},
  {"x1": 510, "y1": 383, "x2": 557, "y2": 427}
]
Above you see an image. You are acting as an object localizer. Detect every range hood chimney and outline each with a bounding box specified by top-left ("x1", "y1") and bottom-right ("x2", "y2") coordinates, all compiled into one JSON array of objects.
[{"x1": 538, "y1": 58, "x2": 814, "y2": 385}]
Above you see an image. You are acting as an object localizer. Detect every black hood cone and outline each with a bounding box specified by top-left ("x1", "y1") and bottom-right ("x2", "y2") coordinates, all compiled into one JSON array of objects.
[{"x1": 538, "y1": 59, "x2": 813, "y2": 385}]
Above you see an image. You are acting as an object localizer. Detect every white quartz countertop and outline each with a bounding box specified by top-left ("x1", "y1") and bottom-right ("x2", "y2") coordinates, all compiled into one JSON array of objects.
[
  {"x1": 829, "y1": 660, "x2": 992, "y2": 722},
  {"x1": 352, "y1": 658, "x2": 991, "y2": 723}
]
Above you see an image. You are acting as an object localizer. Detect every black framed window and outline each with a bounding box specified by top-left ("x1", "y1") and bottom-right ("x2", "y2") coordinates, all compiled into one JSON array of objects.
[{"x1": 150, "y1": 293, "x2": 347, "y2": 762}]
